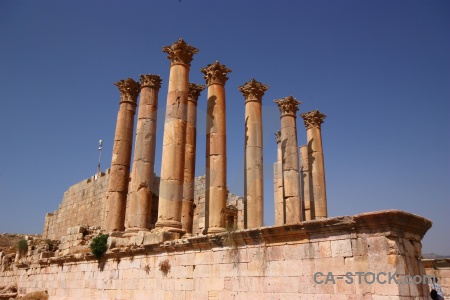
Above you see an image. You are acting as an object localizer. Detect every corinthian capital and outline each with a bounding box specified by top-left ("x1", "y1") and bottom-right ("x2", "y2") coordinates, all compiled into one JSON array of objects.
[
  {"x1": 162, "y1": 38, "x2": 199, "y2": 66},
  {"x1": 274, "y1": 96, "x2": 302, "y2": 116},
  {"x1": 200, "y1": 61, "x2": 232, "y2": 86},
  {"x1": 114, "y1": 78, "x2": 140, "y2": 103},
  {"x1": 300, "y1": 110, "x2": 326, "y2": 129},
  {"x1": 188, "y1": 83, "x2": 206, "y2": 103},
  {"x1": 140, "y1": 74, "x2": 162, "y2": 90},
  {"x1": 238, "y1": 78, "x2": 269, "y2": 103}
]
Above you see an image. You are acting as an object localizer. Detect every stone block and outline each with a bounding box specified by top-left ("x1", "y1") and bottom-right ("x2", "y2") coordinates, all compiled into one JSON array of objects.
[
  {"x1": 281, "y1": 259, "x2": 303, "y2": 276},
  {"x1": 367, "y1": 236, "x2": 389, "y2": 256},
  {"x1": 283, "y1": 170, "x2": 300, "y2": 197},
  {"x1": 246, "y1": 259, "x2": 266, "y2": 276},
  {"x1": 267, "y1": 245, "x2": 284, "y2": 261},
  {"x1": 331, "y1": 239, "x2": 353, "y2": 257},
  {"x1": 352, "y1": 238, "x2": 368, "y2": 256},
  {"x1": 142, "y1": 232, "x2": 178, "y2": 246},
  {"x1": 194, "y1": 251, "x2": 213, "y2": 265},
  {"x1": 192, "y1": 264, "x2": 211, "y2": 278},
  {"x1": 263, "y1": 276, "x2": 299, "y2": 293},
  {"x1": 343, "y1": 258, "x2": 369, "y2": 286},
  {"x1": 174, "y1": 278, "x2": 194, "y2": 291},
  {"x1": 314, "y1": 257, "x2": 346, "y2": 275},
  {"x1": 318, "y1": 241, "x2": 332, "y2": 258},
  {"x1": 174, "y1": 253, "x2": 195, "y2": 266},
  {"x1": 39, "y1": 252, "x2": 54, "y2": 259}
]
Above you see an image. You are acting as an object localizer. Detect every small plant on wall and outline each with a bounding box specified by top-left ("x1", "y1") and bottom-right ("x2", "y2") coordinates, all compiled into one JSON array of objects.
[
  {"x1": 159, "y1": 259, "x2": 171, "y2": 276},
  {"x1": 17, "y1": 239, "x2": 28, "y2": 258},
  {"x1": 90, "y1": 234, "x2": 109, "y2": 259}
]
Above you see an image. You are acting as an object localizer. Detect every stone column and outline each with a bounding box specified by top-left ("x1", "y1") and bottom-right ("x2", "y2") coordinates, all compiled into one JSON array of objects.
[
  {"x1": 181, "y1": 83, "x2": 205, "y2": 235},
  {"x1": 238, "y1": 78, "x2": 269, "y2": 229},
  {"x1": 299, "y1": 145, "x2": 312, "y2": 221},
  {"x1": 300, "y1": 110, "x2": 327, "y2": 219},
  {"x1": 104, "y1": 78, "x2": 140, "y2": 232},
  {"x1": 156, "y1": 39, "x2": 198, "y2": 232},
  {"x1": 273, "y1": 131, "x2": 284, "y2": 226},
  {"x1": 201, "y1": 61, "x2": 232, "y2": 234},
  {"x1": 274, "y1": 96, "x2": 302, "y2": 224},
  {"x1": 125, "y1": 75, "x2": 162, "y2": 233}
]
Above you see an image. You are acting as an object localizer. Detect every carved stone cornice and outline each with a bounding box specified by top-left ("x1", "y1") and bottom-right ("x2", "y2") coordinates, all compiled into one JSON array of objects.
[
  {"x1": 200, "y1": 61, "x2": 232, "y2": 86},
  {"x1": 162, "y1": 38, "x2": 198, "y2": 66},
  {"x1": 114, "y1": 78, "x2": 140, "y2": 104},
  {"x1": 275, "y1": 131, "x2": 281, "y2": 144},
  {"x1": 274, "y1": 96, "x2": 301, "y2": 116},
  {"x1": 188, "y1": 83, "x2": 206, "y2": 103},
  {"x1": 140, "y1": 74, "x2": 162, "y2": 90},
  {"x1": 238, "y1": 78, "x2": 269, "y2": 103},
  {"x1": 300, "y1": 110, "x2": 326, "y2": 129}
]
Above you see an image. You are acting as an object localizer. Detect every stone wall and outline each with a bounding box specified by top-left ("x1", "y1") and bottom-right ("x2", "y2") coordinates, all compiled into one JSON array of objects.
[
  {"x1": 4, "y1": 210, "x2": 432, "y2": 299},
  {"x1": 424, "y1": 258, "x2": 450, "y2": 299},
  {"x1": 192, "y1": 176, "x2": 244, "y2": 235},
  {"x1": 44, "y1": 173, "x2": 243, "y2": 240},
  {"x1": 43, "y1": 171, "x2": 110, "y2": 240}
]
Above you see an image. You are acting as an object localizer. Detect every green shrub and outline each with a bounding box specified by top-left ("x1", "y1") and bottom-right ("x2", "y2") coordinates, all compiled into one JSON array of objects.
[
  {"x1": 18, "y1": 239, "x2": 28, "y2": 256},
  {"x1": 90, "y1": 234, "x2": 109, "y2": 259},
  {"x1": 44, "y1": 239, "x2": 55, "y2": 251}
]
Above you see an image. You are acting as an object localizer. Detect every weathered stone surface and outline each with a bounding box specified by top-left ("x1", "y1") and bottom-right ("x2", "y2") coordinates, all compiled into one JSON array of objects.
[
  {"x1": 331, "y1": 239, "x2": 353, "y2": 257},
  {"x1": 201, "y1": 61, "x2": 231, "y2": 234},
  {"x1": 126, "y1": 74, "x2": 161, "y2": 232},
  {"x1": 206, "y1": 133, "x2": 227, "y2": 155},
  {"x1": 301, "y1": 110, "x2": 327, "y2": 219},
  {"x1": 5, "y1": 210, "x2": 434, "y2": 299},
  {"x1": 162, "y1": 38, "x2": 198, "y2": 67},
  {"x1": 273, "y1": 161, "x2": 284, "y2": 226},
  {"x1": 275, "y1": 96, "x2": 302, "y2": 224},
  {"x1": 67, "y1": 226, "x2": 86, "y2": 235},
  {"x1": 299, "y1": 145, "x2": 312, "y2": 220},
  {"x1": 181, "y1": 83, "x2": 205, "y2": 235},
  {"x1": 43, "y1": 173, "x2": 241, "y2": 241},
  {"x1": 157, "y1": 41, "x2": 197, "y2": 232},
  {"x1": 104, "y1": 78, "x2": 139, "y2": 232}
]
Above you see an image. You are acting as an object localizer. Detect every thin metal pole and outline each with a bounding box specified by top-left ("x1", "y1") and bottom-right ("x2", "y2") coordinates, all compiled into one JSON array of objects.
[{"x1": 97, "y1": 139, "x2": 102, "y2": 174}]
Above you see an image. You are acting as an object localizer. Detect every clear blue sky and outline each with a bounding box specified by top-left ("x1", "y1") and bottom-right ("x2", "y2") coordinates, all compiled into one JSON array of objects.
[{"x1": 0, "y1": 1, "x2": 449, "y2": 254}]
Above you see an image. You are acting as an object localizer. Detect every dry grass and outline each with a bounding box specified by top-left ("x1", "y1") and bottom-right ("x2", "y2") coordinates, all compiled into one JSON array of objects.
[
  {"x1": 0, "y1": 235, "x2": 22, "y2": 255},
  {"x1": 159, "y1": 259, "x2": 171, "y2": 276}
]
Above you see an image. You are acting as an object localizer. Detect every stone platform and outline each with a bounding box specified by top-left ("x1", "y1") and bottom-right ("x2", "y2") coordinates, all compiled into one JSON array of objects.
[{"x1": 0, "y1": 210, "x2": 433, "y2": 299}]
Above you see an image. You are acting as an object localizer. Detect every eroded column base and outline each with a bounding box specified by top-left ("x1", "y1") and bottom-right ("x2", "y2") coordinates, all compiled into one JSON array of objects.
[
  {"x1": 123, "y1": 227, "x2": 151, "y2": 237},
  {"x1": 206, "y1": 227, "x2": 227, "y2": 234},
  {"x1": 155, "y1": 220, "x2": 184, "y2": 233}
]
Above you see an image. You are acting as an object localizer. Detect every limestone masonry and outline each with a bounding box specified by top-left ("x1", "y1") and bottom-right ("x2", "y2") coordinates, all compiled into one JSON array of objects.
[
  {"x1": 0, "y1": 38, "x2": 439, "y2": 299},
  {"x1": 43, "y1": 172, "x2": 243, "y2": 242}
]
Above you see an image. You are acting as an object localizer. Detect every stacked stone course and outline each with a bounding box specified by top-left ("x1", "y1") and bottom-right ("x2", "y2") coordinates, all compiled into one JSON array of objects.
[
  {"x1": 43, "y1": 171, "x2": 109, "y2": 240},
  {"x1": 1, "y1": 211, "x2": 435, "y2": 299},
  {"x1": 44, "y1": 174, "x2": 242, "y2": 241}
]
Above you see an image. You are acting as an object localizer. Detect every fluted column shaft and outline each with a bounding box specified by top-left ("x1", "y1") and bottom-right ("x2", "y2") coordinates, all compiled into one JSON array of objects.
[
  {"x1": 300, "y1": 145, "x2": 312, "y2": 220},
  {"x1": 201, "y1": 61, "x2": 232, "y2": 234},
  {"x1": 104, "y1": 78, "x2": 140, "y2": 232},
  {"x1": 301, "y1": 110, "x2": 327, "y2": 219},
  {"x1": 125, "y1": 75, "x2": 162, "y2": 232},
  {"x1": 239, "y1": 79, "x2": 268, "y2": 229},
  {"x1": 274, "y1": 131, "x2": 284, "y2": 226},
  {"x1": 156, "y1": 39, "x2": 198, "y2": 231},
  {"x1": 181, "y1": 83, "x2": 205, "y2": 235},
  {"x1": 274, "y1": 96, "x2": 302, "y2": 224}
]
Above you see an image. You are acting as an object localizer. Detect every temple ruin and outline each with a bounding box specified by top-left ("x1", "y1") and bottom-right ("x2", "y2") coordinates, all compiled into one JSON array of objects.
[{"x1": 0, "y1": 39, "x2": 438, "y2": 299}]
